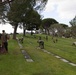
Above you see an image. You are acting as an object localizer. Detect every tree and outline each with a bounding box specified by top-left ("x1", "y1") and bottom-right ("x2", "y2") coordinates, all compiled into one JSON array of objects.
[
  {"x1": 41, "y1": 18, "x2": 58, "y2": 35},
  {"x1": 0, "y1": 0, "x2": 5, "y2": 23},
  {"x1": 64, "y1": 27, "x2": 71, "y2": 38},
  {"x1": 7, "y1": 0, "x2": 48, "y2": 39},
  {"x1": 0, "y1": 0, "x2": 14, "y2": 23},
  {"x1": 70, "y1": 16, "x2": 76, "y2": 26},
  {"x1": 71, "y1": 26, "x2": 76, "y2": 38},
  {"x1": 50, "y1": 23, "x2": 68, "y2": 37},
  {"x1": 7, "y1": 2, "x2": 22, "y2": 39},
  {"x1": 26, "y1": 10, "x2": 41, "y2": 30},
  {"x1": 20, "y1": 10, "x2": 41, "y2": 36},
  {"x1": 69, "y1": 16, "x2": 76, "y2": 38}
]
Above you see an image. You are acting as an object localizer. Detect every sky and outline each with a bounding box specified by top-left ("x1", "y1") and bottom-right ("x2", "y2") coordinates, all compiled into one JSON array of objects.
[
  {"x1": 0, "y1": 0, "x2": 76, "y2": 33},
  {"x1": 41, "y1": 0, "x2": 76, "y2": 25}
]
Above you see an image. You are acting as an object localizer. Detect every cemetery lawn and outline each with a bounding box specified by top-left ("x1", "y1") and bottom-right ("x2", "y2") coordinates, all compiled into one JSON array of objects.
[{"x1": 0, "y1": 34, "x2": 76, "y2": 75}]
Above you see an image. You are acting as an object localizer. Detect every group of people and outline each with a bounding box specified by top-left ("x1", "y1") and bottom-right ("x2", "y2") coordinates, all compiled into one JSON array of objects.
[{"x1": 0, "y1": 30, "x2": 10, "y2": 53}]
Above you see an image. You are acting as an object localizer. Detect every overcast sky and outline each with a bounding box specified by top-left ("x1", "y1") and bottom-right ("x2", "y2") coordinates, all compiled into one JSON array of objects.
[
  {"x1": 0, "y1": 0, "x2": 76, "y2": 33},
  {"x1": 41, "y1": 0, "x2": 76, "y2": 26}
]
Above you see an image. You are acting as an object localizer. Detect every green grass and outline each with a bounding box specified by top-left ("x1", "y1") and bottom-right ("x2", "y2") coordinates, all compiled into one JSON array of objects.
[{"x1": 0, "y1": 34, "x2": 76, "y2": 75}]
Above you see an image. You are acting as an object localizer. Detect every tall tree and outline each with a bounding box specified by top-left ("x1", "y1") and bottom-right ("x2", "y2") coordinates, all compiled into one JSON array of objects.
[
  {"x1": 70, "y1": 16, "x2": 76, "y2": 26},
  {"x1": 41, "y1": 18, "x2": 58, "y2": 35},
  {"x1": 0, "y1": 0, "x2": 5, "y2": 23},
  {"x1": 26, "y1": 10, "x2": 41, "y2": 30},
  {"x1": 19, "y1": 10, "x2": 41, "y2": 36},
  {"x1": 7, "y1": 0, "x2": 48, "y2": 39},
  {"x1": 71, "y1": 25, "x2": 76, "y2": 38},
  {"x1": 50, "y1": 23, "x2": 68, "y2": 37},
  {"x1": 69, "y1": 16, "x2": 76, "y2": 38},
  {"x1": 0, "y1": 0, "x2": 14, "y2": 23}
]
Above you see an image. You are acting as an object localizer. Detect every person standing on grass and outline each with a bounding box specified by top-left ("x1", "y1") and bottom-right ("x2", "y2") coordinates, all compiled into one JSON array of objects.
[{"x1": 1, "y1": 30, "x2": 10, "y2": 52}]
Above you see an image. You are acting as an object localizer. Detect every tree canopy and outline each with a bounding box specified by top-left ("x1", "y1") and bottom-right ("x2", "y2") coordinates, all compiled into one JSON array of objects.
[
  {"x1": 41, "y1": 18, "x2": 58, "y2": 34},
  {"x1": 42, "y1": 18, "x2": 58, "y2": 28},
  {"x1": 70, "y1": 16, "x2": 76, "y2": 26},
  {"x1": 69, "y1": 16, "x2": 76, "y2": 38},
  {"x1": 5, "y1": 0, "x2": 48, "y2": 38},
  {"x1": 25, "y1": 10, "x2": 41, "y2": 30},
  {"x1": 50, "y1": 23, "x2": 68, "y2": 37}
]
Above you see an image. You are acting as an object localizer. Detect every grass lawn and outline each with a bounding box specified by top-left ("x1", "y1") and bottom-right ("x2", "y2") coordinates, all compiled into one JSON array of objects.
[{"x1": 0, "y1": 34, "x2": 76, "y2": 75}]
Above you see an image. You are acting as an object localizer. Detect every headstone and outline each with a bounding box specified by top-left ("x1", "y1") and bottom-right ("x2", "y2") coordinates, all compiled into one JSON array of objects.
[
  {"x1": 37, "y1": 40, "x2": 44, "y2": 49},
  {"x1": 19, "y1": 37, "x2": 24, "y2": 43},
  {"x1": 72, "y1": 42, "x2": 76, "y2": 46},
  {"x1": 45, "y1": 35, "x2": 48, "y2": 41}
]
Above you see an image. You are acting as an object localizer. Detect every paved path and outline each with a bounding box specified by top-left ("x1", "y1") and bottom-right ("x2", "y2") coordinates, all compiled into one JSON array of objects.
[
  {"x1": 40, "y1": 48, "x2": 76, "y2": 67},
  {"x1": 17, "y1": 38, "x2": 34, "y2": 62}
]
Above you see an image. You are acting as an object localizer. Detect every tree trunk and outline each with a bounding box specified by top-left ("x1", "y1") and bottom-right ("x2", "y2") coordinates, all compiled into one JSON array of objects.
[
  {"x1": 13, "y1": 24, "x2": 18, "y2": 39},
  {"x1": 47, "y1": 29, "x2": 50, "y2": 35},
  {"x1": 45, "y1": 29, "x2": 47, "y2": 34},
  {"x1": 23, "y1": 29, "x2": 26, "y2": 36},
  {"x1": 31, "y1": 30, "x2": 33, "y2": 35},
  {"x1": 23, "y1": 23, "x2": 26, "y2": 36}
]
